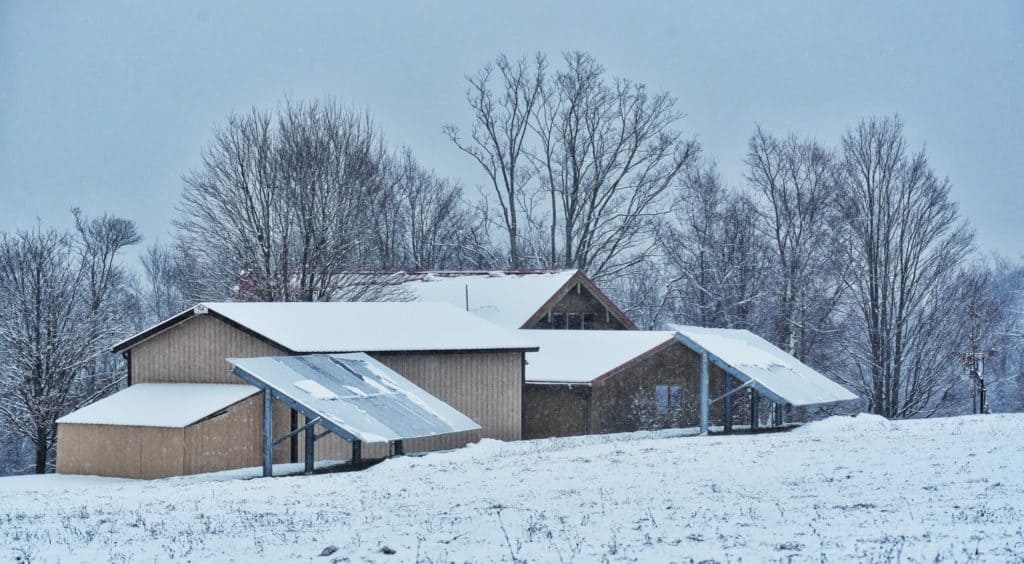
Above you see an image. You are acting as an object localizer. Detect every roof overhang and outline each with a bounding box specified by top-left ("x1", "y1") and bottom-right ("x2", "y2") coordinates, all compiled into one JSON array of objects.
[{"x1": 113, "y1": 304, "x2": 538, "y2": 355}]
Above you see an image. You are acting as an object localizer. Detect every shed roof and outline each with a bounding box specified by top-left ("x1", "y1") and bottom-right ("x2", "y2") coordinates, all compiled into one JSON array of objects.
[
  {"x1": 56, "y1": 384, "x2": 259, "y2": 428},
  {"x1": 113, "y1": 301, "x2": 537, "y2": 354},
  {"x1": 523, "y1": 330, "x2": 678, "y2": 384},
  {"x1": 228, "y1": 353, "x2": 481, "y2": 443},
  {"x1": 669, "y1": 325, "x2": 858, "y2": 407}
]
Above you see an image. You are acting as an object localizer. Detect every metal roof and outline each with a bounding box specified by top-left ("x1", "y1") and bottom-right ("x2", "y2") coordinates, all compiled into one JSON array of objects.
[
  {"x1": 113, "y1": 301, "x2": 538, "y2": 354},
  {"x1": 670, "y1": 325, "x2": 859, "y2": 407},
  {"x1": 523, "y1": 330, "x2": 677, "y2": 384},
  {"x1": 56, "y1": 384, "x2": 259, "y2": 428},
  {"x1": 227, "y1": 353, "x2": 480, "y2": 443}
]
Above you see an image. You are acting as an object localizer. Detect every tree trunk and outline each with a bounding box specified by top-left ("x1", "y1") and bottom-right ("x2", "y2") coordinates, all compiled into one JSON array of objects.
[{"x1": 34, "y1": 426, "x2": 48, "y2": 474}]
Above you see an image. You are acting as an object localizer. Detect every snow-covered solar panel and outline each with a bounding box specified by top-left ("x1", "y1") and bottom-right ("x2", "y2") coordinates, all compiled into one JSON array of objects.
[
  {"x1": 227, "y1": 353, "x2": 480, "y2": 443},
  {"x1": 670, "y1": 325, "x2": 859, "y2": 407}
]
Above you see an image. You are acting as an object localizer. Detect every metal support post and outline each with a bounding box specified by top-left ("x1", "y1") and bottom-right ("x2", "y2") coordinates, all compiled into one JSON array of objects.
[
  {"x1": 351, "y1": 440, "x2": 362, "y2": 465},
  {"x1": 304, "y1": 420, "x2": 315, "y2": 474},
  {"x1": 262, "y1": 389, "x2": 274, "y2": 477},
  {"x1": 750, "y1": 388, "x2": 759, "y2": 430},
  {"x1": 723, "y1": 375, "x2": 733, "y2": 433},
  {"x1": 700, "y1": 351, "x2": 710, "y2": 435}
]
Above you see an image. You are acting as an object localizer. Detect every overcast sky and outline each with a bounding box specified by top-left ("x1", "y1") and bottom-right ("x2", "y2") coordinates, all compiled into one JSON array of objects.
[{"x1": 2, "y1": 1, "x2": 1021, "y2": 260}]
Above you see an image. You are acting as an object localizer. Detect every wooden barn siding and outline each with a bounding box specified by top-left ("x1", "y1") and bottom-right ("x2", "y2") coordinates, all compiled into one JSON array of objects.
[
  {"x1": 126, "y1": 315, "x2": 519, "y2": 465},
  {"x1": 128, "y1": 314, "x2": 292, "y2": 463},
  {"x1": 374, "y1": 351, "x2": 522, "y2": 442},
  {"x1": 56, "y1": 424, "x2": 185, "y2": 479},
  {"x1": 523, "y1": 343, "x2": 754, "y2": 438},
  {"x1": 183, "y1": 394, "x2": 263, "y2": 475},
  {"x1": 523, "y1": 384, "x2": 588, "y2": 439},
  {"x1": 592, "y1": 343, "x2": 730, "y2": 433},
  {"x1": 529, "y1": 283, "x2": 629, "y2": 330},
  {"x1": 311, "y1": 351, "x2": 518, "y2": 460}
]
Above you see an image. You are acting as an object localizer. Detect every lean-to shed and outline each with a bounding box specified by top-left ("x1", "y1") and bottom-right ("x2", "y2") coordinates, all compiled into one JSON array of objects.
[
  {"x1": 56, "y1": 384, "x2": 261, "y2": 479},
  {"x1": 523, "y1": 328, "x2": 857, "y2": 439}
]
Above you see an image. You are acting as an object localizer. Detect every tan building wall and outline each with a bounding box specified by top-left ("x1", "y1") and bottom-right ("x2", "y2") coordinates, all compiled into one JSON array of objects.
[
  {"x1": 120, "y1": 313, "x2": 521, "y2": 468},
  {"x1": 129, "y1": 314, "x2": 293, "y2": 462},
  {"x1": 56, "y1": 394, "x2": 263, "y2": 479},
  {"x1": 56, "y1": 424, "x2": 185, "y2": 479},
  {"x1": 183, "y1": 393, "x2": 263, "y2": 475},
  {"x1": 524, "y1": 343, "x2": 751, "y2": 439},
  {"x1": 307, "y1": 350, "x2": 520, "y2": 461}
]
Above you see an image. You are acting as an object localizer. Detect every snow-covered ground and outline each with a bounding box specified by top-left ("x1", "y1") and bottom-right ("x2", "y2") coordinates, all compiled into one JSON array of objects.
[{"x1": 2, "y1": 414, "x2": 1023, "y2": 562}]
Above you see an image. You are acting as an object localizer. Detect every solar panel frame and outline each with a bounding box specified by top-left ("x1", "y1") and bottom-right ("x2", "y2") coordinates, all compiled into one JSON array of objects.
[{"x1": 227, "y1": 353, "x2": 481, "y2": 444}]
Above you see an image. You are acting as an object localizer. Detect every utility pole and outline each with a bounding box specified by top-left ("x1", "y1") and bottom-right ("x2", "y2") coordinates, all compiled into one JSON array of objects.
[{"x1": 953, "y1": 306, "x2": 998, "y2": 415}]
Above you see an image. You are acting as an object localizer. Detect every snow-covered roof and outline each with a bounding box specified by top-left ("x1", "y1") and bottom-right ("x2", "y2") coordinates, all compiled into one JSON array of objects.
[
  {"x1": 524, "y1": 330, "x2": 678, "y2": 384},
  {"x1": 391, "y1": 270, "x2": 578, "y2": 328},
  {"x1": 116, "y1": 301, "x2": 537, "y2": 353},
  {"x1": 669, "y1": 325, "x2": 859, "y2": 407},
  {"x1": 56, "y1": 384, "x2": 259, "y2": 428},
  {"x1": 228, "y1": 353, "x2": 480, "y2": 443}
]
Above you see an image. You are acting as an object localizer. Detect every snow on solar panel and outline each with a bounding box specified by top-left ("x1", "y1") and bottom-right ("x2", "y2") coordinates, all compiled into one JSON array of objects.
[
  {"x1": 670, "y1": 325, "x2": 859, "y2": 407},
  {"x1": 227, "y1": 353, "x2": 480, "y2": 443}
]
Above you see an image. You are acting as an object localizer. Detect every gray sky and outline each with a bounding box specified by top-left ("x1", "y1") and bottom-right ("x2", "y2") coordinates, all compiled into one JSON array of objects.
[{"x1": 2, "y1": 1, "x2": 1022, "y2": 259}]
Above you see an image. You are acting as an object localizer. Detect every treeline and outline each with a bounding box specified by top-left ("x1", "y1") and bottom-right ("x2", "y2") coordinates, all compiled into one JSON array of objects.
[{"x1": 1, "y1": 51, "x2": 1021, "y2": 474}]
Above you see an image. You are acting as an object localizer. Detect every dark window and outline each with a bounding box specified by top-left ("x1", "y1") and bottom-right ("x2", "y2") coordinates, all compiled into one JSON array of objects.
[
  {"x1": 551, "y1": 312, "x2": 566, "y2": 328},
  {"x1": 567, "y1": 312, "x2": 583, "y2": 330},
  {"x1": 582, "y1": 312, "x2": 596, "y2": 329},
  {"x1": 656, "y1": 385, "x2": 684, "y2": 415}
]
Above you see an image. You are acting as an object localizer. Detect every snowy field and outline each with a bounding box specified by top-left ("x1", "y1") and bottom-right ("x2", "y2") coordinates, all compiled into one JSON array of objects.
[{"x1": 2, "y1": 414, "x2": 1023, "y2": 563}]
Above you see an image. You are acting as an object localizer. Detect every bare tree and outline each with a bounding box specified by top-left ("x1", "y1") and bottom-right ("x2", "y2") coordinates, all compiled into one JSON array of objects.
[
  {"x1": 134, "y1": 242, "x2": 199, "y2": 325},
  {"x1": 660, "y1": 162, "x2": 767, "y2": 329},
  {"x1": 532, "y1": 52, "x2": 699, "y2": 280},
  {"x1": 0, "y1": 216, "x2": 138, "y2": 473},
  {"x1": 445, "y1": 54, "x2": 546, "y2": 269},
  {"x1": 746, "y1": 128, "x2": 847, "y2": 364},
  {"x1": 369, "y1": 150, "x2": 484, "y2": 270},
  {"x1": 835, "y1": 116, "x2": 973, "y2": 418},
  {"x1": 176, "y1": 99, "x2": 397, "y2": 302}
]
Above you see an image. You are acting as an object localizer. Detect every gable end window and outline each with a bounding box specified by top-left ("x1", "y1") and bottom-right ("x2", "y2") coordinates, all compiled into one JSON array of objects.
[{"x1": 655, "y1": 385, "x2": 684, "y2": 415}]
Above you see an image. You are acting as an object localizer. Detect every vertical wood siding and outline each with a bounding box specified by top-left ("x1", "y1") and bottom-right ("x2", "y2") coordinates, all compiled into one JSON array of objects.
[
  {"x1": 523, "y1": 343, "x2": 750, "y2": 438},
  {"x1": 131, "y1": 314, "x2": 284, "y2": 385},
  {"x1": 310, "y1": 351, "x2": 517, "y2": 461},
  {"x1": 116, "y1": 315, "x2": 521, "y2": 470},
  {"x1": 523, "y1": 384, "x2": 588, "y2": 439},
  {"x1": 373, "y1": 351, "x2": 522, "y2": 442},
  {"x1": 183, "y1": 394, "x2": 263, "y2": 474},
  {"x1": 56, "y1": 424, "x2": 185, "y2": 479},
  {"x1": 129, "y1": 314, "x2": 293, "y2": 463}
]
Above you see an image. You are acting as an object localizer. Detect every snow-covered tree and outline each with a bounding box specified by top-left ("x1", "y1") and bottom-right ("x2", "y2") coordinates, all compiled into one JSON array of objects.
[
  {"x1": 0, "y1": 215, "x2": 139, "y2": 473},
  {"x1": 835, "y1": 116, "x2": 973, "y2": 418}
]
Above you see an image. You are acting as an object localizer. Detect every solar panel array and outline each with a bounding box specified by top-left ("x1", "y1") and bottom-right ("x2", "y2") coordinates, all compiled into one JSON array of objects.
[{"x1": 228, "y1": 353, "x2": 480, "y2": 443}]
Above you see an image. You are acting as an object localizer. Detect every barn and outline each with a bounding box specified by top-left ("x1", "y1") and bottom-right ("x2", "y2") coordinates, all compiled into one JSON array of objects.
[
  {"x1": 56, "y1": 301, "x2": 536, "y2": 478},
  {"x1": 345, "y1": 269, "x2": 636, "y2": 330},
  {"x1": 523, "y1": 328, "x2": 857, "y2": 439}
]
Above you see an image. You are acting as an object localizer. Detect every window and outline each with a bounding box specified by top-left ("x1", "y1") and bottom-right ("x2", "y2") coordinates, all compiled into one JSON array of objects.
[
  {"x1": 567, "y1": 312, "x2": 583, "y2": 329},
  {"x1": 655, "y1": 385, "x2": 684, "y2": 415},
  {"x1": 551, "y1": 312, "x2": 565, "y2": 328},
  {"x1": 582, "y1": 312, "x2": 596, "y2": 329}
]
